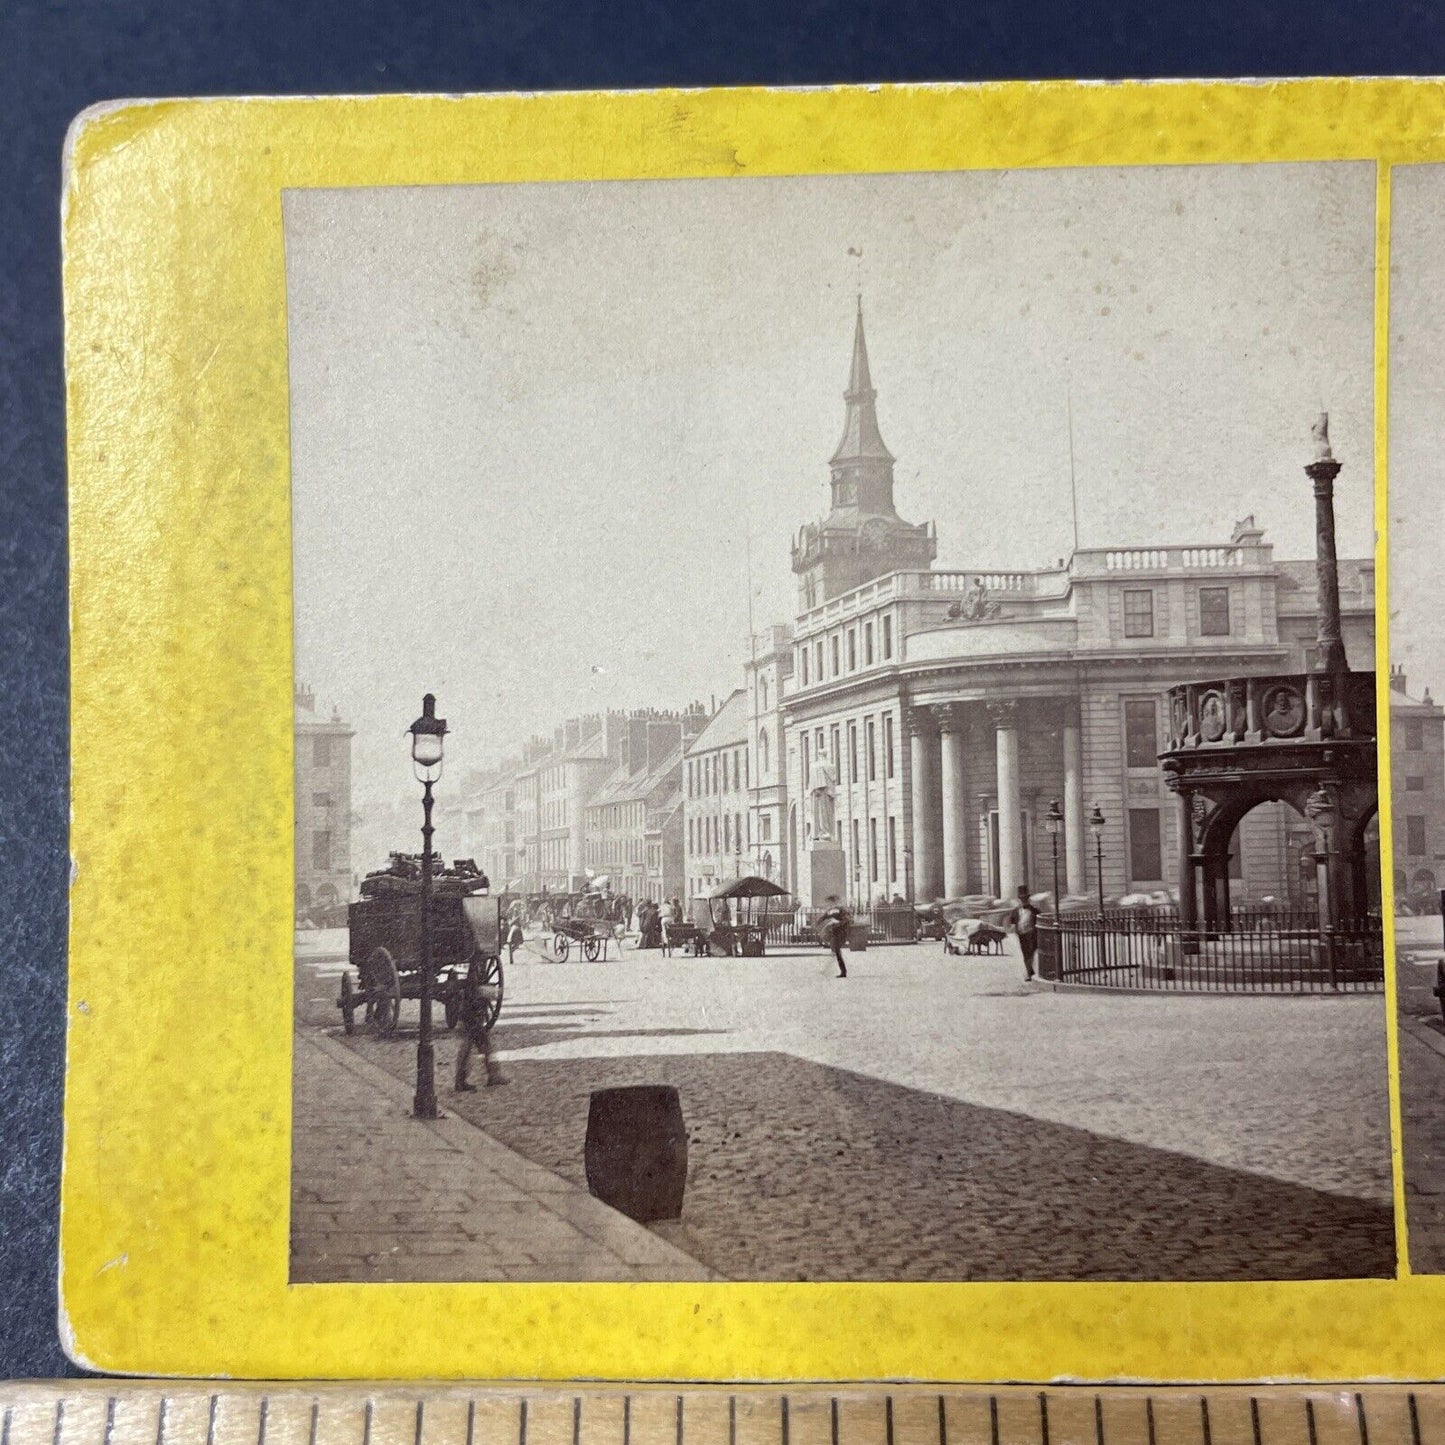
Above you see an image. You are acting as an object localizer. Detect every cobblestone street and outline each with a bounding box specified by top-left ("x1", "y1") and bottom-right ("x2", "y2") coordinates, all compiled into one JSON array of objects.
[{"x1": 294, "y1": 928, "x2": 1396, "y2": 1282}]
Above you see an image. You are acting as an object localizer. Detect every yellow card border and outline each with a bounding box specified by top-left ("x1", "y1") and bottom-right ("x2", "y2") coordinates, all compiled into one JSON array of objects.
[{"x1": 59, "y1": 79, "x2": 1444, "y2": 1381}]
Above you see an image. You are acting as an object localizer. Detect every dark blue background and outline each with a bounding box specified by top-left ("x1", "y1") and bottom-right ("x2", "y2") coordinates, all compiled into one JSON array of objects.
[{"x1": 4, "y1": 0, "x2": 1444, "y2": 1381}]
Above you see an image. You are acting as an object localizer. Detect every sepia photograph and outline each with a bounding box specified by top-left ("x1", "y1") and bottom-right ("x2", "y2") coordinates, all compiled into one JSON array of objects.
[
  {"x1": 1385, "y1": 163, "x2": 1445, "y2": 1274},
  {"x1": 285, "y1": 162, "x2": 1391, "y2": 1284}
]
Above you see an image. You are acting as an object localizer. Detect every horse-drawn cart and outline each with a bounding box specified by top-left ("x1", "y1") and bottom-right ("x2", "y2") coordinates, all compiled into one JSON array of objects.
[{"x1": 338, "y1": 856, "x2": 504, "y2": 1037}]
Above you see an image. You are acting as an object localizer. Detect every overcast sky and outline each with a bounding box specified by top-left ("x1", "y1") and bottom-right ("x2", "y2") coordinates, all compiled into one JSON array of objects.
[
  {"x1": 283, "y1": 162, "x2": 1375, "y2": 806},
  {"x1": 1388, "y1": 166, "x2": 1445, "y2": 704}
]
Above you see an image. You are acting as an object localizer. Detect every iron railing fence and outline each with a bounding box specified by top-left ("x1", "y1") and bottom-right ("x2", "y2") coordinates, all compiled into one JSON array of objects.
[
  {"x1": 1036, "y1": 910, "x2": 1383, "y2": 994},
  {"x1": 760, "y1": 904, "x2": 920, "y2": 949}
]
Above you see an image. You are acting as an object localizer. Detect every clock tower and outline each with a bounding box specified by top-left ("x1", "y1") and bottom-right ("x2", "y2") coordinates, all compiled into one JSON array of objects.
[{"x1": 792, "y1": 299, "x2": 937, "y2": 610}]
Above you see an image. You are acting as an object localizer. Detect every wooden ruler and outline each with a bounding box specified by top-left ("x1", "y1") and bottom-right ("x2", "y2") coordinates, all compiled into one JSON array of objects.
[{"x1": 1, "y1": 1386, "x2": 1441, "y2": 1445}]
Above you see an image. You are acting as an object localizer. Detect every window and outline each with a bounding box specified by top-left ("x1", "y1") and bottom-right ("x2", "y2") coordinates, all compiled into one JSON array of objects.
[
  {"x1": 1123, "y1": 589, "x2": 1154, "y2": 638},
  {"x1": 1407, "y1": 720, "x2": 1424, "y2": 751},
  {"x1": 1199, "y1": 586, "x2": 1230, "y2": 637},
  {"x1": 847, "y1": 629, "x2": 857, "y2": 670},
  {"x1": 1409, "y1": 816, "x2": 1428, "y2": 857},
  {"x1": 882, "y1": 614, "x2": 894, "y2": 658},
  {"x1": 852, "y1": 818, "x2": 861, "y2": 873},
  {"x1": 801, "y1": 649, "x2": 810, "y2": 686},
  {"x1": 802, "y1": 734, "x2": 810, "y2": 788},
  {"x1": 1124, "y1": 700, "x2": 1158, "y2": 769},
  {"x1": 815, "y1": 641, "x2": 824, "y2": 679},
  {"x1": 1128, "y1": 809, "x2": 1162, "y2": 881},
  {"x1": 848, "y1": 722, "x2": 858, "y2": 783},
  {"x1": 888, "y1": 816, "x2": 898, "y2": 879},
  {"x1": 761, "y1": 814, "x2": 772, "y2": 842},
  {"x1": 870, "y1": 817, "x2": 879, "y2": 881},
  {"x1": 737, "y1": 813, "x2": 744, "y2": 851},
  {"x1": 831, "y1": 636, "x2": 840, "y2": 676},
  {"x1": 867, "y1": 718, "x2": 877, "y2": 781},
  {"x1": 724, "y1": 815, "x2": 731, "y2": 851},
  {"x1": 885, "y1": 714, "x2": 896, "y2": 778},
  {"x1": 760, "y1": 676, "x2": 769, "y2": 709},
  {"x1": 865, "y1": 622, "x2": 874, "y2": 665},
  {"x1": 312, "y1": 830, "x2": 332, "y2": 872},
  {"x1": 1408, "y1": 775, "x2": 1426, "y2": 792},
  {"x1": 312, "y1": 791, "x2": 332, "y2": 808},
  {"x1": 759, "y1": 728, "x2": 770, "y2": 774},
  {"x1": 312, "y1": 735, "x2": 332, "y2": 767}
]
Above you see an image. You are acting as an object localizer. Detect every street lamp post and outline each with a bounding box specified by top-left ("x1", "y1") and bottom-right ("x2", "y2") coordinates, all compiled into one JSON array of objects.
[
  {"x1": 1089, "y1": 803, "x2": 1106, "y2": 916},
  {"x1": 1046, "y1": 799, "x2": 1063, "y2": 920},
  {"x1": 408, "y1": 693, "x2": 448, "y2": 1121}
]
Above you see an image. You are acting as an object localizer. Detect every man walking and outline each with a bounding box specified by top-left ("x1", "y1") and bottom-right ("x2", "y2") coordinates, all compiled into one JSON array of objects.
[
  {"x1": 454, "y1": 953, "x2": 507, "y2": 1091},
  {"x1": 819, "y1": 895, "x2": 851, "y2": 978},
  {"x1": 1009, "y1": 883, "x2": 1040, "y2": 982}
]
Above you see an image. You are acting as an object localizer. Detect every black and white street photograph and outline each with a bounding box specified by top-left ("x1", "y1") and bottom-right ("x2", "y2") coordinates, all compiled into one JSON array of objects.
[
  {"x1": 285, "y1": 163, "x2": 1392, "y2": 1284},
  {"x1": 1384, "y1": 164, "x2": 1445, "y2": 1274}
]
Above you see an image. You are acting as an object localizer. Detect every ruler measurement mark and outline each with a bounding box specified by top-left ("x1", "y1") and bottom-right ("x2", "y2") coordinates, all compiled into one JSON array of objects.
[
  {"x1": 364, "y1": 1400, "x2": 374, "y2": 1445},
  {"x1": 309, "y1": 1402, "x2": 320, "y2": 1445},
  {"x1": 1358, "y1": 1396, "x2": 1371, "y2": 1445},
  {"x1": 1307, "y1": 1399, "x2": 1319, "y2": 1445},
  {"x1": 465, "y1": 1403, "x2": 475, "y2": 1445},
  {"x1": 937, "y1": 1396, "x2": 948, "y2": 1445},
  {"x1": 519, "y1": 1398, "x2": 527, "y2": 1445},
  {"x1": 990, "y1": 1396, "x2": 1000, "y2": 1445},
  {"x1": 1039, "y1": 1394, "x2": 1050, "y2": 1445},
  {"x1": 675, "y1": 1396, "x2": 683, "y2": 1445},
  {"x1": 1409, "y1": 1396, "x2": 1422, "y2": 1445},
  {"x1": 1095, "y1": 1396, "x2": 1105, "y2": 1445},
  {"x1": 1202, "y1": 1397, "x2": 1213, "y2": 1445},
  {"x1": 54, "y1": 1399, "x2": 66, "y2": 1445},
  {"x1": 1251, "y1": 1399, "x2": 1262, "y2": 1445},
  {"x1": 103, "y1": 1397, "x2": 116, "y2": 1445},
  {"x1": 207, "y1": 1396, "x2": 219, "y2": 1445},
  {"x1": 416, "y1": 1400, "x2": 426, "y2": 1445},
  {"x1": 831, "y1": 1398, "x2": 840, "y2": 1445},
  {"x1": 782, "y1": 1398, "x2": 789, "y2": 1445},
  {"x1": 572, "y1": 1399, "x2": 581, "y2": 1445},
  {"x1": 259, "y1": 1396, "x2": 269, "y2": 1445},
  {"x1": 1147, "y1": 1398, "x2": 1157, "y2": 1445},
  {"x1": 728, "y1": 1397, "x2": 736, "y2": 1445},
  {"x1": 2, "y1": 1405, "x2": 11, "y2": 1445},
  {"x1": 624, "y1": 1398, "x2": 631, "y2": 1445},
  {"x1": 887, "y1": 1397, "x2": 895, "y2": 1445}
]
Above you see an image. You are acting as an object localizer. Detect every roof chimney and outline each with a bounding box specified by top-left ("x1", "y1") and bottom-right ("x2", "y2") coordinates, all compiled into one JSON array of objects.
[{"x1": 1391, "y1": 664, "x2": 1409, "y2": 696}]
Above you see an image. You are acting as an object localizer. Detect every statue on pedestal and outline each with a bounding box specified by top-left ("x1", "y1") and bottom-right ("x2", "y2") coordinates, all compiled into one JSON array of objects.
[{"x1": 809, "y1": 758, "x2": 839, "y2": 842}]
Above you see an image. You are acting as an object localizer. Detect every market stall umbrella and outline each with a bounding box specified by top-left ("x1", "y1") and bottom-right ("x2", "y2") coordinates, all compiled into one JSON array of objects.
[{"x1": 707, "y1": 875, "x2": 791, "y2": 956}]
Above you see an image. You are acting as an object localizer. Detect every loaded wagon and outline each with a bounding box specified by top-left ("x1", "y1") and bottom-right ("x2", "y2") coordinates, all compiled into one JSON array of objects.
[{"x1": 338, "y1": 855, "x2": 503, "y2": 1037}]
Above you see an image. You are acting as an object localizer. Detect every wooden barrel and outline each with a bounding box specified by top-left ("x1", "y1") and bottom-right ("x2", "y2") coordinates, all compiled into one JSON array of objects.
[{"x1": 584, "y1": 1085, "x2": 687, "y2": 1223}]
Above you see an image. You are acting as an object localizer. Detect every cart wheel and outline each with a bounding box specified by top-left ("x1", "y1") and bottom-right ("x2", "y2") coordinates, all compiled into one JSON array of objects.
[
  {"x1": 365, "y1": 946, "x2": 401, "y2": 1036},
  {"x1": 553, "y1": 933, "x2": 570, "y2": 960},
  {"x1": 474, "y1": 952, "x2": 504, "y2": 1032},
  {"x1": 583, "y1": 937, "x2": 602, "y2": 963},
  {"x1": 339, "y1": 970, "x2": 357, "y2": 1035},
  {"x1": 443, "y1": 973, "x2": 460, "y2": 1030}
]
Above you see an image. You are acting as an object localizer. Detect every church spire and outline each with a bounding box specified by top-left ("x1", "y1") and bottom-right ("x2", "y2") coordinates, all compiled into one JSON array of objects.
[{"x1": 830, "y1": 296, "x2": 895, "y2": 468}]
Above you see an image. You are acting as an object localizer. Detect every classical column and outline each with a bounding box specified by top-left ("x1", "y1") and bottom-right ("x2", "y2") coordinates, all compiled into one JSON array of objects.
[
  {"x1": 991, "y1": 700, "x2": 1023, "y2": 898},
  {"x1": 907, "y1": 709, "x2": 940, "y2": 903},
  {"x1": 1175, "y1": 789, "x2": 1198, "y2": 932},
  {"x1": 1062, "y1": 712, "x2": 1085, "y2": 895},
  {"x1": 935, "y1": 704, "x2": 970, "y2": 900},
  {"x1": 1305, "y1": 413, "x2": 1348, "y2": 676}
]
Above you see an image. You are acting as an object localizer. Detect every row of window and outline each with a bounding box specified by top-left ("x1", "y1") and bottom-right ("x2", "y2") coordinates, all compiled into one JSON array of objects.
[
  {"x1": 687, "y1": 747, "x2": 749, "y2": 799},
  {"x1": 801, "y1": 713, "x2": 898, "y2": 788},
  {"x1": 688, "y1": 812, "x2": 749, "y2": 856},
  {"x1": 589, "y1": 839, "x2": 644, "y2": 864},
  {"x1": 1121, "y1": 585, "x2": 1230, "y2": 639},
  {"x1": 798, "y1": 613, "x2": 896, "y2": 688},
  {"x1": 844, "y1": 814, "x2": 900, "y2": 885}
]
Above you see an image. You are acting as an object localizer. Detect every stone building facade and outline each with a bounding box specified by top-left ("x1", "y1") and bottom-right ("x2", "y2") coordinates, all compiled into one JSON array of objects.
[
  {"x1": 682, "y1": 689, "x2": 752, "y2": 898},
  {"x1": 294, "y1": 684, "x2": 354, "y2": 923},
  {"x1": 1390, "y1": 666, "x2": 1445, "y2": 910},
  {"x1": 772, "y1": 304, "x2": 1375, "y2": 908}
]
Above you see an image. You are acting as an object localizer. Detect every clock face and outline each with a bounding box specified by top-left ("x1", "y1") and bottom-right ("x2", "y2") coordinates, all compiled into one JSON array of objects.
[{"x1": 860, "y1": 517, "x2": 893, "y2": 550}]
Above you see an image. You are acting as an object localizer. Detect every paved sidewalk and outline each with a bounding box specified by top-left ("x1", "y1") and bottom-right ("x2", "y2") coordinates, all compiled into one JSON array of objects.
[{"x1": 290, "y1": 1030, "x2": 717, "y2": 1282}]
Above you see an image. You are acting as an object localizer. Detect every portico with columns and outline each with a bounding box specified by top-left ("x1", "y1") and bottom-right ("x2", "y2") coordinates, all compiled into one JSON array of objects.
[{"x1": 903, "y1": 693, "x2": 1088, "y2": 904}]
